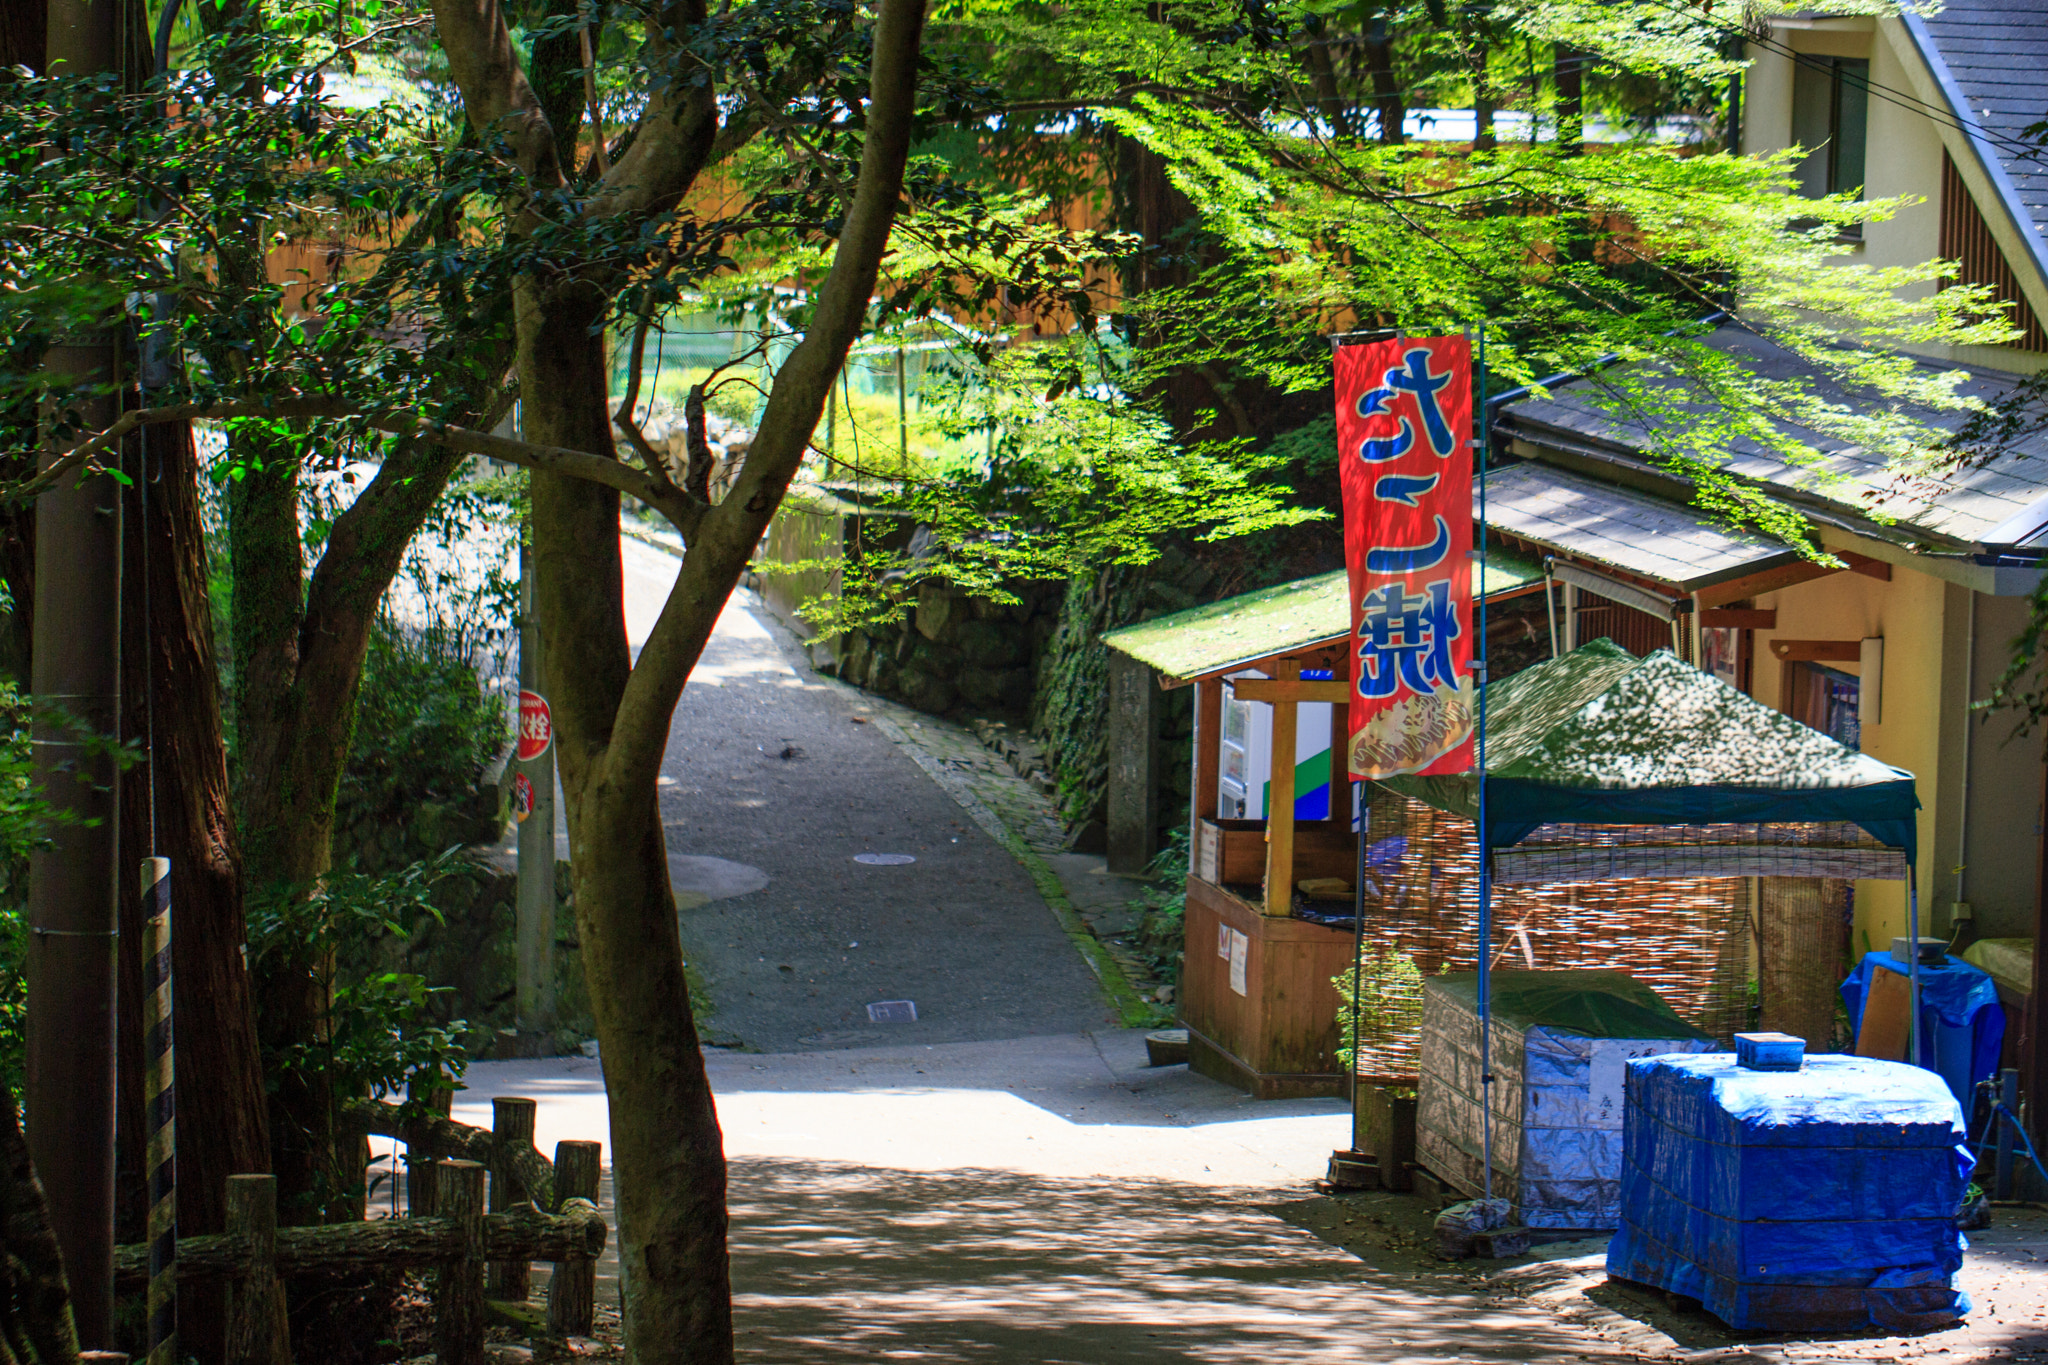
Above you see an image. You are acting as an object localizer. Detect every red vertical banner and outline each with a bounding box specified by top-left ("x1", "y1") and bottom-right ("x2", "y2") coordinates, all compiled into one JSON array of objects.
[{"x1": 1336, "y1": 336, "x2": 1475, "y2": 779}]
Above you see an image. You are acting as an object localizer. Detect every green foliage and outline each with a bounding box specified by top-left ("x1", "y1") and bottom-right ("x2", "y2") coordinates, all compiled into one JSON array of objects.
[
  {"x1": 1131, "y1": 826, "x2": 1191, "y2": 991},
  {"x1": 787, "y1": 338, "x2": 1317, "y2": 637},
  {"x1": 245, "y1": 852, "x2": 482, "y2": 1114},
  {"x1": 937, "y1": 0, "x2": 2013, "y2": 558},
  {"x1": 1263, "y1": 414, "x2": 1340, "y2": 481},
  {"x1": 1030, "y1": 569, "x2": 1149, "y2": 822},
  {"x1": 337, "y1": 619, "x2": 506, "y2": 866},
  {"x1": 0, "y1": 682, "x2": 37, "y2": 1099},
  {"x1": 1334, "y1": 942, "x2": 1425, "y2": 1072}
]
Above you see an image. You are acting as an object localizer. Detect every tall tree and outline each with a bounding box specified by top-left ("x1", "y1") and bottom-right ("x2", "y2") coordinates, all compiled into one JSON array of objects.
[
  {"x1": 114, "y1": 421, "x2": 281, "y2": 1362},
  {"x1": 424, "y1": 0, "x2": 934, "y2": 1347}
]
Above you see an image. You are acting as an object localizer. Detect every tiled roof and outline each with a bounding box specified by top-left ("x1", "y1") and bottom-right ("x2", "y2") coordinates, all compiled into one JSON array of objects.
[
  {"x1": 1917, "y1": 0, "x2": 2048, "y2": 253},
  {"x1": 1479, "y1": 459, "x2": 1792, "y2": 589},
  {"x1": 1497, "y1": 326, "x2": 2048, "y2": 550}
]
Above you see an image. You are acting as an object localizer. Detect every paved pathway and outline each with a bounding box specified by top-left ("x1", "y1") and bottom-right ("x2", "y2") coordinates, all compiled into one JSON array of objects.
[
  {"x1": 458, "y1": 1031, "x2": 1626, "y2": 1365},
  {"x1": 635, "y1": 548, "x2": 1114, "y2": 1052}
]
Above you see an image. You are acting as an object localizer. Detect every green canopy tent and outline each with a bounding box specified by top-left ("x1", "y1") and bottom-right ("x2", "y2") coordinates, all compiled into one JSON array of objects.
[{"x1": 1382, "y1": 637, "x2": 1919, "y2": 877}]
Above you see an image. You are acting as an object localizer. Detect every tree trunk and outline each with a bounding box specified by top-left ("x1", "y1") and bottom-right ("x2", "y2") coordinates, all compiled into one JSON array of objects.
[
  {"x1": 222, "y1": 433, "x2": 345, "y2": 1222},
  {"x1": 1554, "y1": 44, "x2": 1585, "y2": 158},
  {"x1": 1361, "y1": 26, "x2": 1404, "y2": 145},
  {"x1": 0, "y1": 0, "x2": 45, "y2": 72},
  {"x1": 1472, "y1": 42, "x2": 1495, "y2": 152},
  {"x1": 519, "y1": 283, "x2": 737, "y2": 1360},
  {"x1": 428, "y1": 0, "x2": 928, "y2": 1352},
  {"x1": 115, "y1": 421, "x2": 280, "y2": 1362},
  {"x1": 0, "y1": 1093, "x2": 80, "y2": 1365},
  {"x1": 224, "y1": 418, "x2": 474, "y2": 1221},
  {"x1": 1111, "y1": 137, "x2": 1244, "y2": 443}
]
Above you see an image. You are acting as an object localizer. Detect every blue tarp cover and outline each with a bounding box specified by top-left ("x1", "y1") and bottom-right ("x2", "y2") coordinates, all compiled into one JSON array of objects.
[
  {"x1": 1608, "y1": 1053, "x2": 1973, "y2": 1333},
  {"x1": 1841, "y1": 953, "x2": 2005, "y2": 1111}
]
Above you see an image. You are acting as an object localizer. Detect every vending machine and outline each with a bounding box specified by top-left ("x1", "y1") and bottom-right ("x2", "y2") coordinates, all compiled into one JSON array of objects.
[{"x1": 1217, "y1": 670, "x2": 1335, "y2": 822}]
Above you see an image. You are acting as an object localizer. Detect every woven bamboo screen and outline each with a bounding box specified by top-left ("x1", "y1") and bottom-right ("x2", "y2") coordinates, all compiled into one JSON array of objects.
[{"x1": 1343, "y1": 787, "x2": 1752, "y2": 1082}]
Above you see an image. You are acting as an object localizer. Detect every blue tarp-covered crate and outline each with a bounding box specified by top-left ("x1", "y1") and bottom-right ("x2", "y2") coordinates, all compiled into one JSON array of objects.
[
  {"x1": 1608, "y1": 1053, "x2": 1974, "y2": 1333},
  {"x1": 1416, "y1": 970, "x2": 1715, "y2": 1230}
]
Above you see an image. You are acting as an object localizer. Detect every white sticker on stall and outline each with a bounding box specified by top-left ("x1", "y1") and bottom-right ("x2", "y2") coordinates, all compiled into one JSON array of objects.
[
  {"x1": 1588, "y1": 1044, "x2": 1628, "y2": 1127},
  {"x1": 1218, "y1": 921, "x2": 1233, "y2": 959},
  {"x1": 1228, "y1": 929, "x2": 1249, "y2": 996},
  {"x1": 1589, "y1": 1041, "x2": 1672, "y2": 1128}
]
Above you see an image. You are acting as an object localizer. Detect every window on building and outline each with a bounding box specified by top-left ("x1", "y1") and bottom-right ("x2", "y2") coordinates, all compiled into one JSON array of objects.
[
  {"x1": 1786, "y1": 661, "x2": 1861, "y2": 751},
  {"x1": 1790, "y1": 55, "x2": 1870, "y2": 235}
]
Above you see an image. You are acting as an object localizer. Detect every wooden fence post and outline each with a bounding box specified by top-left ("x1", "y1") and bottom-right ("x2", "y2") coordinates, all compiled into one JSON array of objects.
[
  {"x1": 405, "y1": 1068, "x2": 453, "y2": 1216},
  {"x1": 487, "y1": 1097, "x2": 538, "y2": 1301},
  {"x1": 547, "y1": 1141, "x2": 601, "y2": 1335},
  {"x1": 225, "y1": 1175, "x2": 285, "y2": 1365},
  {"x1": 434, "y1": 1160, "x2": 486, "y2": 1365},
  {"x1": 408, "y1": 1157, "x2": 439, "y2": 1219}
]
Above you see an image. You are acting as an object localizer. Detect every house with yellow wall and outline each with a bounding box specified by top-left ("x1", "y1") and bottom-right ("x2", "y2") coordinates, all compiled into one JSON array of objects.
[{"x1": 1483, "y1": 0, "x2": 2048, "y2": 1127}]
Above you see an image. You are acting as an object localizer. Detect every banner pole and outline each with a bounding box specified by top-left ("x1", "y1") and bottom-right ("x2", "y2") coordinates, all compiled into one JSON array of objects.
[
  {"x1": 1474, "y1": 327, "x2": 1495, "y2": 1208},
  {"x1": 1350, "y1": 789, "x2": 1367, "y2": 1155},
  {"x1": 1908, "y1": 865, "x2": 1923, "y2": 1070}
]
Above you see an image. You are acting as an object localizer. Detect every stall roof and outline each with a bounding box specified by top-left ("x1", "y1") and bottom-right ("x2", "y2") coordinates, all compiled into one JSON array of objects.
[
  {"x1": 1101, "y1": 551, "x2": 1544, "y2": 684},
  {"x1": 1382, "y1": 638, "x2": 1919, "y2": 857},
  {"x1": 1481, "y1": 460, "x2": 1793, "y2": 592}
]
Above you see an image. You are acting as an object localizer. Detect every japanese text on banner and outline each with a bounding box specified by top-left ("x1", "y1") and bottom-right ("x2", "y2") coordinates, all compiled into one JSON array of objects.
[{"x1": 1335, "y1": 336, "x2": 1474, "y2": 779}]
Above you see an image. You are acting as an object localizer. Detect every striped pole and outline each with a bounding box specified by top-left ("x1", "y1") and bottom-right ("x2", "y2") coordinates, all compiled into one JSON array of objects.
[{"x1": 140, "y1": 857, "x2": 175, "y2": 1365}]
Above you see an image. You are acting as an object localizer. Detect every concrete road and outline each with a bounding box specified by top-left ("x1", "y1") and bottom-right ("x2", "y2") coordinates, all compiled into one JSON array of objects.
[
  {"x1": 618, "y1": 534, "x2": 1113, "y2": 1053},
  {"x1": 457, "y1": 1034, "x2": 1624, "y2": 1365}
]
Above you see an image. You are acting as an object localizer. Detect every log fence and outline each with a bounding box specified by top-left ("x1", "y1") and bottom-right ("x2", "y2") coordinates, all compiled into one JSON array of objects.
[{"x1": 110, "y1": 1096, "x2": 604, "y2": 1365}]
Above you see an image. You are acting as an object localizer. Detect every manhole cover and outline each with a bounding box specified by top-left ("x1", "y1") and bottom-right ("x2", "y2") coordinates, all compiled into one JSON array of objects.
[
  {"x1": 867, "y1": 1000, "x2": 918, "y2": 1023},
  {"x1": 853, "y1": 853, "x2": 916, "y2": 866}
]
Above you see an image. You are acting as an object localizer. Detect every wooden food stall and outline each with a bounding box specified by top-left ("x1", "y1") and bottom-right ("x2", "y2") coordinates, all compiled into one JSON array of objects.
[{"x1": 1103, "y1": 557, "x2": 1542, "y2": 1097}]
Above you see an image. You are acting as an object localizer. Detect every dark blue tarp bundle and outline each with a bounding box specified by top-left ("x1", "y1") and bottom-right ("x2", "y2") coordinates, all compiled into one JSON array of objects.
[{"x1": 1607, "y1": 1053, "x2": 1974, "y2": 1333}]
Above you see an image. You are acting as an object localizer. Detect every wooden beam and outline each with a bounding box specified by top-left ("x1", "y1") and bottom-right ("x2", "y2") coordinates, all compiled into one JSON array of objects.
[
  {"x1": 1769, "y1": 639, "x2": 1863, "y2": 663},
  {"x1": 1699, "y1": 607, "x2": 1776, "y2": 630},
  {"x1": 1263, "y1": 659, "x2": 1300, "y2": 918},
  {"x1": 1171, "y1": 639, "x2": 1350, "y2": 690},
  {"x1": 1229, "y1": 678, "x2": 1352, "y2": 705},
  {"x1": 1193, "y1": 677, "x2": 1222, "y2": 832},
  {"x1": 1840, "y1": 550, "x2": 1893, "y2": 581},
  {"x1": 1693, "y1": 560, "x2": 1842, "y2": 609},
  {"x1": 1329, "y1": 700, "x2": 1346, "y2": 826}
]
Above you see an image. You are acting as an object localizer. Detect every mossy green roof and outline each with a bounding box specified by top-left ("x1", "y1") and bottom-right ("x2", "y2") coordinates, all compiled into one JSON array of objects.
[{"x1": 1101, "y1": 552, "x2": 1544, "y2": 683}]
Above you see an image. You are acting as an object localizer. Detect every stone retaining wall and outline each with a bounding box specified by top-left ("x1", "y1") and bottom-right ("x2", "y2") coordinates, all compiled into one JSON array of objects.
[{"x1": 830, "y1": 579, "x2": 1062, "y2": 718}]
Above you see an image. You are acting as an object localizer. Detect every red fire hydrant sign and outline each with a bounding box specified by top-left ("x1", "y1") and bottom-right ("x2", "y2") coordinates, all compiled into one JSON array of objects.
[{"x1": 518, "y1": 690, "x2": 553, "y2": 761}]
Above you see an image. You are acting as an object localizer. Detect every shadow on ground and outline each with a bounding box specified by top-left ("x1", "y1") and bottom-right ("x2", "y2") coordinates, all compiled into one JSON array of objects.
[{"x1": 727, "y1": 1157, "x2": 1600, "y2": 1364}]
